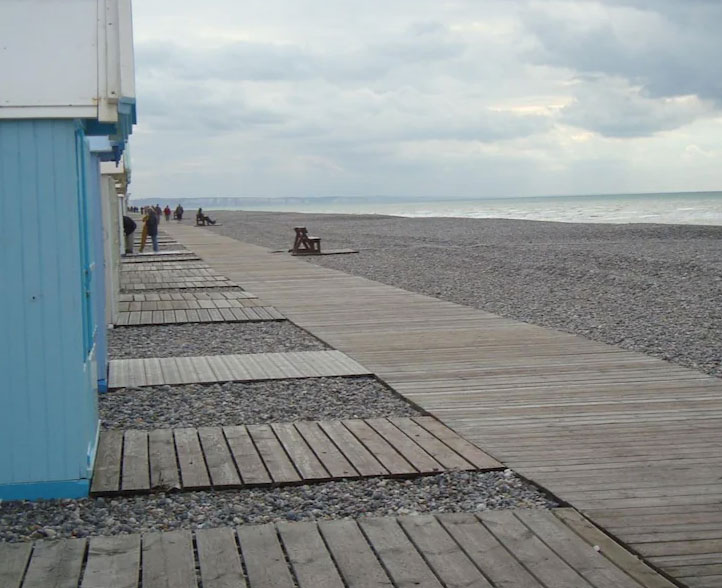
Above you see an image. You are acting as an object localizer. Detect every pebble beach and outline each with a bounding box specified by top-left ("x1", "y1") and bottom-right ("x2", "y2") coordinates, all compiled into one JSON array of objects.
[
  {"x1": 208, "y1": 210, "x2": 722, "y2": 378},
  {"x1": 1, "y1": 232, "x2": 558, "y2": 541},
  {"x1": 8, "y1": 209, "x2": 714, "y2": 543}
]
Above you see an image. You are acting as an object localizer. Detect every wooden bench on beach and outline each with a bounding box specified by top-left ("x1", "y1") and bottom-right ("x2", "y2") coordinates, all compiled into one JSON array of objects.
[{"x1": 291, "y1": 226, "x2": 321, "y2": 255}]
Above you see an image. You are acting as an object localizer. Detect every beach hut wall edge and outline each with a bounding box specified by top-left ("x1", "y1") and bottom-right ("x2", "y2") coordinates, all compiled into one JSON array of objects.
[{"x1": 0, "y1": 119, "x2": 100, "y2": 500}]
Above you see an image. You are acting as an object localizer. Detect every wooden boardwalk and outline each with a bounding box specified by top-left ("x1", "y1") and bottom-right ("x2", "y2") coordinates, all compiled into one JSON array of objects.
[
  {"x1": 121, "y1": 261, "x2": 211, "y2": 271},
  {"x1": 163, "y1": 222, "x2": 722, "y2": 587},
  {"x1": 118, "y1": 290, "x2": 258, "y2": 304},
  {"x1": 108, "y1": 350, "x2": 371, "y2": 388},
  {"x1": 121, "y1": 275, "x2": 237, "y2": 291},
  {"x1": 90, "y1": 416, "x2": 501, "y2": 495},
  {"x1": 115, "y1": 305, "x2": 284, "y2": 325},
  {"x1": 123, "y1": 251, "x2": 198, "y2": 262},
  {"x1": 115, "y1": 290, "x2": 284, "y2": 325},
  {"x1": 0, "y1": 508, "x2": 676, "y2": 588}
]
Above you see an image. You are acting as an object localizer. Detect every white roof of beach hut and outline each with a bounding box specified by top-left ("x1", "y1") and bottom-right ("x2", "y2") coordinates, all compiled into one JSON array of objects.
[{"x1": 0, "y1": 0, "x2": 136, "y2": 124}]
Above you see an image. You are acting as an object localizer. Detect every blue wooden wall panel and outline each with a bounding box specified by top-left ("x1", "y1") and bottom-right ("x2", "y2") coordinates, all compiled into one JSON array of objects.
[
  {"x1": 88, "y1": 151, "x2": 108, "y2": 389},
  {"x1": 0, "y1": 119, "x2": 99, "y2": 495}
]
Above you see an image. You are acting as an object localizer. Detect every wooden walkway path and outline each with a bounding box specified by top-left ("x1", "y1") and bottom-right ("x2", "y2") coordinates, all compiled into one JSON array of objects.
[
  {"x1": 121, "y1": 261, "x2": 210, "y2": 271},
  {"x1": 115, "y1": 305, "x2": 284, "y2": 325},
  {"x1": 90, "y1": 416, "x2": 501, "y2": 495},
  {"x1": 123, "y1": 251, "x2": 198, "y2": 262},
  {"x1": 164, "y1": 222, "x2": 722, "y2": 587},
  {"x1": 115, "y1": 291, "x2": 284, "y2": 325},
  {"x1": 121, "y1": 275, "x2": 237, "y2": 291},
  {"x1": 108, "y1": 350, "x2": 370, "y2": 388},
  {"x1": 0, "y1": 509, "x2": 676, "y2": 588}
]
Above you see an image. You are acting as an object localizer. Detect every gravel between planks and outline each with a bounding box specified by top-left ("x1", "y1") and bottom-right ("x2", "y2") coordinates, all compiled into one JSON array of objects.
[
  {"x1": 100, "y1": 377, "x2": 420, "y2": 429},
  {"x1": 108, "y1": 321, "x2": 328, "y2": 359},
  {"x1": 0, "y1": 471, "x2": 556, "y2": 542}
]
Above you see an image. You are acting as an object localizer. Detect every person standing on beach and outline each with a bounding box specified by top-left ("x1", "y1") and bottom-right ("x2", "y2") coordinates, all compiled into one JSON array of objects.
[
  {"x1": 138, "y1": 210, "x2": 149, "y2": 252},
  {"x1": 139, "y1": 209, "x2": 160, "y2": 252},
  {"x1": 147, "y1": 209, "x2": 159, "y2": 252},
  {"x1": 122, "y1": 215, "x2": 136, "y2": 254},
  {"x1": 164, "y1": 205, "x2": 171, "y2": 221}
]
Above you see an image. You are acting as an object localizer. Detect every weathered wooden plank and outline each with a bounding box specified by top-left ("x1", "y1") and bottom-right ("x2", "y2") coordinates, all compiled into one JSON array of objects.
[
  {"x1": 188, "y1": 356, "x2": 217, "y2": 383},
  {"x1": 224, "y1": 425, "x2": 272, "y2": 485},
  {"x1": 142, "y1": 531, "x2": 197, "y2": 588},
  {"x1": 294, "y1": 420, "x2": 358, "y2": 478},
  {"x1": 148, "y1": 429, "x2": 181, "y2": 492},
  {"x1": 122, "y1": 430, "x2": 150, "y2": 492},
  {"x1": 359, "y1": 517, "x2": 443, "y2": 588},
  {"x1": 174, "y1": 428, "x2": 210, "y2": 489},
  {"x1": 437, "y1": 512, "x2": 544, "y2": 587},
  {"x1": 0, "y1": 542, "x2": 32, "y2": 588},
  {"x1": 196, "y1": 527, "x2": 246, "y2": 588},
  {"x1": 205, "y1": 356, "x2": 235, "y2": 382},
  {"x1": 241, "y1": 353, "x2": 276, "y2": 380},
  {"x1": 365, "y1": 418, "x2": 443, "y2": 473},
  {"x1": 174, "y1": 356, "x2": 203, "y2": 384},
  {"x1": 116, "y1": 312, "x2": 131, "y2": 326},
  {"x1": 198, "y1": 427, "x2": 242, "y2": 488},
  {"x1": 142, "y1": 358, "x2": 165, "y2": 386},
  {"x1": 343, "y1": 419, "x2": 416, "y2": 475},
  {"x1": 237, "y1": 524, "x2": 295, "y2": 588},
  {"x1": 82, "y1": 534, "x2": 141, "y2": 588},
  {"x1": 398, "y1": 515, "x2": 494, "y2": 587},
  {"x1": 318, "y1": 519, "x2": 393, "y2": 587},
  {"x1": 554, "y1": 509, "x2": 679, "y2": 588},
  {"x1": 208, "y1": 308, "x2": 224, "y2": 322},
  {"x1": 271, "y1": 423, "x2": 329, "y2": 481},
  {"x1": 277, "y1": 522, "x2": 344, "y2": 588},
  {"x1": 262, "y1": 353, "x2": 305, "y2": 379},
  {"x1": 413, "y1": 416, "x2": 503, "y2": 469},
  {"x1": 390, "y1": 417, "x2": 475, "y2": 470},
  {"x1": 22, "y1": 538, "x2": 87, "y2": 588},
  {"x1": 222, "y1": 354, "x2": 252, "y2": 381},
  {"x1": 219, "y1": 308, "x2": 237, "y2": 321},
  {"x1": 516, "y1": 509, "x2": 644, "y2": 588},
  {"x1": 478, "y1": 510, "x2": 594, "y2": 588},
  {"x1": 318, "y1": 421, "x2": 388, "y2": 476},
  {"x1": 230, "y1": 307, "x2": 250, "y2": 321},
  {"x1": 159, "y1": 357, "x2": 183, "y2": 385},
  {"x1": 246, "y1": 424, "x2": 301, "y2": 483},
  {"x1": 91, "y1": 429, "x2": 123, "y2": 494}
]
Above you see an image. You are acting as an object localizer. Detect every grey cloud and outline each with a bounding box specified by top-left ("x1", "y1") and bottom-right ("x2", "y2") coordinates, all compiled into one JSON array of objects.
[
  {"x1": 136, "y1": 21, "x2": 467, "y2": 84},
  {"x1": 559, "y1": 77, "x2": 709, "y2": 137},
  {"x1": 137, "y1": 79, "x2": 285, "y2": 134},
  {"x1": 523, "y1": 1, "x2": 722, "y2": 105}
]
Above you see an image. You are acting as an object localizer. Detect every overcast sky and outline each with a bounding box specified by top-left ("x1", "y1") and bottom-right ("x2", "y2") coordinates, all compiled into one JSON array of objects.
[{"x1": 129, "y1": 0, "x2": 722, "y2": 200}]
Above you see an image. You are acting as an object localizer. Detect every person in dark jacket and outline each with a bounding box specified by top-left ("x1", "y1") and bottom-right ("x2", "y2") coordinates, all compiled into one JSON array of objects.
[
  {"x1": 123, "y1": 215, "x2": 136, "y2": 254},
  {"x1": 146, "y1": 209, "x2": 159, "y2": 252},
  {"x1": 139, "y1": 209, "x2": 159, "y2": 253}
]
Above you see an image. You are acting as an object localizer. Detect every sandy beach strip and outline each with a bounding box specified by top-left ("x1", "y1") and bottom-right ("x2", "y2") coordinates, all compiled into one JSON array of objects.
[{"x1": 208, "y1": 210, "x2": 722, "y2": 378}]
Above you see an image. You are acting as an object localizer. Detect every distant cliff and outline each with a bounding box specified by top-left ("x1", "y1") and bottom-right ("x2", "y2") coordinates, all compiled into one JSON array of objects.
[{"x1": 129, "y1": 196, "x2": 431, "y2": 209}]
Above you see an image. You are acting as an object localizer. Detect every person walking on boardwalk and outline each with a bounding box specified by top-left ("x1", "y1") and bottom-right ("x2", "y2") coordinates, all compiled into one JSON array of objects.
[
  {"x1": 122, "y1": 215, "x2": 136, "y2": 255},
  {"x1": 139, "y1": 209, "x2": 160, "y2": 252}
]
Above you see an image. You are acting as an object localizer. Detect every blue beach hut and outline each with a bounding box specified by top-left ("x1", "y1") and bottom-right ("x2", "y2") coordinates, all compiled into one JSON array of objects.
[{"x1": 0, "y1": 0, "x2": 137, "y2": 500}]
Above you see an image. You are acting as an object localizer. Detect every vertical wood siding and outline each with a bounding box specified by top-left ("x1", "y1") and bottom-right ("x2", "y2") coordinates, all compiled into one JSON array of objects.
[{"x1": 0, "y1": 119, "x2": 99, "y2": 492}]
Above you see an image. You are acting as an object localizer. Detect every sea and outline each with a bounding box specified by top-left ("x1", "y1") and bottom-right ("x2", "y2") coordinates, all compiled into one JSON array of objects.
[{"x1": 214, "y1": 191, "x2": 722, "y2": 226}]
